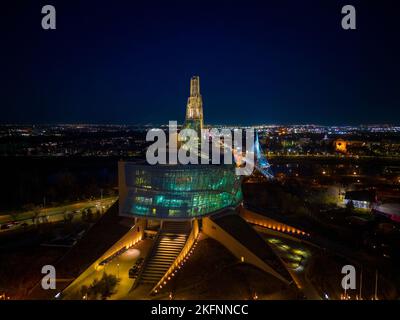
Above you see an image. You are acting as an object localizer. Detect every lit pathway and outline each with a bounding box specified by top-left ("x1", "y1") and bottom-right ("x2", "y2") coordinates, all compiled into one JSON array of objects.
[{"x1": 62, "y1": 239, "x2": 152, "y2": 300}]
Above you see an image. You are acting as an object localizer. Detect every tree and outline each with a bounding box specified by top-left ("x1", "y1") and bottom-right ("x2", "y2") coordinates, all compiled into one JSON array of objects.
[
  {"x1": 80, "y1": 285, "x2": 88, "y2": 299},
  {"x1": 32, "y1": 207, "x2": 41, "y2": 225},
  {"x1": 86, "y1": 208, "x2": 94, "y2": 222},
  {"x1": 81, "y1": 209, "x2": 87, "y2": 222},
  {"x1": 85, "y1": 273, "x2": 119, "y2": 300},
  {"x1": 346, "y1": 200, "x2": 355, "y2": 213}
]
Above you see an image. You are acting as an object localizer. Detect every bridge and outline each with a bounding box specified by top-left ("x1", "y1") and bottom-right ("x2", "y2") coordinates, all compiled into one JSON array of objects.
[{"x1": 253, "y1": 131, "x2": 274, "y2": 179}]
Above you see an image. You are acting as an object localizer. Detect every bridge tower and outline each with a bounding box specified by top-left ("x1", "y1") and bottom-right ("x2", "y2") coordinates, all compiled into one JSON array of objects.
[{"x1": 254, "y1": 131, "x2": 274, "y2": 179}]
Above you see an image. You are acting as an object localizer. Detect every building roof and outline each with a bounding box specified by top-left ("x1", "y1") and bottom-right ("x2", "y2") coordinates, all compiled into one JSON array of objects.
[
  {"x1": 345, "y1": 190, "x2": 376, "y2": 202},
  {"x1": 210, "y1": 210, "x2": 292, "y2": 283}
]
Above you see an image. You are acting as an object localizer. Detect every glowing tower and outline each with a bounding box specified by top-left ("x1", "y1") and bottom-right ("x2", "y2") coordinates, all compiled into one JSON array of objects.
[{"x1": 184, "y1": 76, "x2": 204, "y2": 135}]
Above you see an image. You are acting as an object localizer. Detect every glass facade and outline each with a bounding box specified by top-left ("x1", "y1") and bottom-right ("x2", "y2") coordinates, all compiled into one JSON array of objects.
[{"x1": 119, "y1": 163, "x2": 242, "y2": 219}]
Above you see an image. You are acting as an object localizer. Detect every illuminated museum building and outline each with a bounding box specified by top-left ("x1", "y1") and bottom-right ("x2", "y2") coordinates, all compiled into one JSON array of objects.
[
  {"x1": 119, "y1": 163, "x2": 242, "y2": 219},
  {"x1": 53, "y1": 77, "x2": 296, "y2": 299},
  {"x1": 119, "y1": 76, "x2": 243, "y2": 220},
  {"x1": 114, "y1": 76, "x2": 294, "y2": 292}
]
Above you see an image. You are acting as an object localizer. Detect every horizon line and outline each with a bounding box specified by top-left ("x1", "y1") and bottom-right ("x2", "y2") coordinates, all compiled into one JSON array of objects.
[{"x1": 0, "y1": 122, "x2": 399, "y2": 128}]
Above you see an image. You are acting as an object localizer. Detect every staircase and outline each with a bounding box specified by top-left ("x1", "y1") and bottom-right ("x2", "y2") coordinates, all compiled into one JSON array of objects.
[{"x1": 139, "y1": 221, "x2": 191, "y2": 285}]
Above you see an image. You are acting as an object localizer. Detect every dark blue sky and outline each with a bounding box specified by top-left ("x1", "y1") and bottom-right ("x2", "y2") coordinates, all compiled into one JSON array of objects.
[{"x1": 1, "y1": 0, "x2": 399, "y2": 125}]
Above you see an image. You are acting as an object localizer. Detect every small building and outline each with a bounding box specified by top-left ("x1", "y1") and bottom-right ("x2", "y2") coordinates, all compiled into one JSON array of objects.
[
  {"x1": 334, "y1": 139, "x2": 347, "y2": 153},
  {"x1": 344, "y1": 190, "x2": 376, "y2": 209}
]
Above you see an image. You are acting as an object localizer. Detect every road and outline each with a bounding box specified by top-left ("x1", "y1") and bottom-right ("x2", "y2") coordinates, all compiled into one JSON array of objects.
[{"x1": 0, "y1": 197, "x2": 117, "y2": 232}]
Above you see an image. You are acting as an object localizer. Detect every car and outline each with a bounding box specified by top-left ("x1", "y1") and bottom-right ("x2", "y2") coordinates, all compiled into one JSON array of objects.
[
  {"x1": 129, "y1": 268, "x2": 139, "y2": 278},
  {"x1": 131, "y1": 265, "x2": 139, "y2": 272}
]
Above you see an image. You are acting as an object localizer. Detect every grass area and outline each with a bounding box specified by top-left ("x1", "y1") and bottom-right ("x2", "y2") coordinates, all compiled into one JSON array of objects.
[
  {"x1": 306, "y1": 252, "x2": 399, "y2": 300},
  {"x1": 353, "y1": 208, "x2": 373, "y2": 216},
  {"x1": 0, "y1": 245, "x2": 67, "y2": 299}
]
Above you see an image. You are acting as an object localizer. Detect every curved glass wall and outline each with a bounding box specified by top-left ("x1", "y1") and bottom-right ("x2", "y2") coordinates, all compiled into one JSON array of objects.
[{"x1": 119, "y1": 163, "x2": 242, "y2": 219}]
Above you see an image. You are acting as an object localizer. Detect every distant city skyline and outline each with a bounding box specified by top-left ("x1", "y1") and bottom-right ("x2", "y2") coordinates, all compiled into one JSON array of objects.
[
  {"x1": 2, "y1": 122, "x2": 400, "y2": 128},
  {"x1": 2, "y1": 1, "x2": 400, "y2": 125}
]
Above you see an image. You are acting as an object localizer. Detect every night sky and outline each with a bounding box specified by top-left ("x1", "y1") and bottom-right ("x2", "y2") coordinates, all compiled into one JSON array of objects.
[{"x1": 1, "y1": 0, "x2": 400, "y2": 125}]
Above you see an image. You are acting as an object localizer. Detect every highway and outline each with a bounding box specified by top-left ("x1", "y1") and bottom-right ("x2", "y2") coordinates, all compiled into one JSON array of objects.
[{"x1": 0, "y1": 197, "x2": 117, "y2": 233}]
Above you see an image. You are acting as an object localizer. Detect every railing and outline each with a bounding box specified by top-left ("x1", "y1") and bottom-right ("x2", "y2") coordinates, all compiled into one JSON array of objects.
[{"x1": 240, "y1": 205, "x2": 310, "y2": 237}]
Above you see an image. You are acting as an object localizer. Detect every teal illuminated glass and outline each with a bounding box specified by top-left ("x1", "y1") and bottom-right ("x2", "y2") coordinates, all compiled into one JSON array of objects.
[{"x1": 119, "y1": 163, "x2": 242, "y2": 219}]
